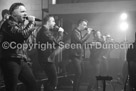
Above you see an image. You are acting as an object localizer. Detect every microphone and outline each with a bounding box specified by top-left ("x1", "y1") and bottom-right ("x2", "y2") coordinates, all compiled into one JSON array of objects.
[
  {"x1": 85, "y1": 27, "x2": 88, "y2": 30},
  {"x1": 54, "y1": 25, "x2": 68, "y2": 35},
  {"x1": 26, "y1": 17, "x2": 41, "y2": 22},
  {"x1": 85, "y1": 27, "x2": 96, "y2": 34},
  {"x1": 54, "y1": 25, "x2": 60, "y2": 29},
  {"x1": 85, "y1": 27, "x2": 95, "y2": 31}
]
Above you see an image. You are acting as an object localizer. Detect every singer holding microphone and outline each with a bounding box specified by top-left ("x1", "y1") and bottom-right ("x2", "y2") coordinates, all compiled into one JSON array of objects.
[
  {"x1": 70, "y1": 19, "x2": 92, "y2": 91},
  {"x1": 0, "y1": 2, "x2": 37, "y2": 91},
  {"x1": 36, "y1": 15, "x2": 64, "y2": 91}
]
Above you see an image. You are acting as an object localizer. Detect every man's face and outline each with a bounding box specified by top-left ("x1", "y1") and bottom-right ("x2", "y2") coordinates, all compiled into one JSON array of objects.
[
  {"x1": 12, "y1": 5, "x2": 27, "y2": 23},
  {"x1": 48, "y1": 17, "x2": 56, "y2": 29},
  {"x1": 79, "y1": 21, "x2": 87, "y2": 31}
]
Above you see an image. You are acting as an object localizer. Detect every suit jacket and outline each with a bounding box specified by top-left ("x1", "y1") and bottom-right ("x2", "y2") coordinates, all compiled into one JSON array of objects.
[
  {"x1": 36, "y1": 26, "x2": 63, "y2": 63},
  {"x1": 71, "y1": 28, "x2": 90, "y2": 58},
  {"x1": 1, "y1": 16, "x2": 35, "y2": 59}
]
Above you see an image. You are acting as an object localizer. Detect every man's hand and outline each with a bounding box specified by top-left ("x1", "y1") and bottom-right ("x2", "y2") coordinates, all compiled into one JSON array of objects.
[
  {"x1": 58, "y1": 27, "x2": 64, "y2": 32},
  {"x1": 27, "y1": 16, "x2": 35, "y2": 22},
  {"x1": 87, "y1": 28, "x2": 93, "y2": 34}
]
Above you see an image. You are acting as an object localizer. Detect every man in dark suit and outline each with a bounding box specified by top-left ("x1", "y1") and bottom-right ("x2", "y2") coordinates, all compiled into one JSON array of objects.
[
  {"x1": 71, "y1": 19, "x2": 92, "y2": 91},
  {"x1": 36, "y1": 15, "x2": 64, "y2": 91}
]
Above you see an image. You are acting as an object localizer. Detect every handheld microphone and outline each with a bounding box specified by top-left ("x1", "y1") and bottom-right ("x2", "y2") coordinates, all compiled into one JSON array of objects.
[
  {"x1": 54, "y1": 25, "x2": 68, "y2": 35},
  {"x1": 54, "y1": 25, "x2": 59, "y2": 29},
  {"x1": 85, "y1": 27, "x2": 88, "y2": 30},
  {"x1": 85, "y1": 27, "x2": 95, "y2": 31},
  {"x1": 85, "y1": 27, "x2": 95, "y2": 34},
  {"x1": 26, "y1": 17, "x2": 41, "y2": 22}
]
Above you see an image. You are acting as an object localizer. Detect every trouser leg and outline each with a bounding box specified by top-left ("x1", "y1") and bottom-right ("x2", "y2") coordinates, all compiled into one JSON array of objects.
[
  {"x1": 19, "y1": 61, "x2": 37, "y2": 91},
  {"x1": 72, "y1": 58, "x2": 82, "y2": 91},
  {"x1": 1, "y1": 59, "x2": 21, "y2": 91},
  {"x1": 43, "y1": 62, "x2": 58, "y2": 91}
]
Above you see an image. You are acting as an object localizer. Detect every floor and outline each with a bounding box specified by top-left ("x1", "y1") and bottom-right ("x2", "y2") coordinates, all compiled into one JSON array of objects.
[
  {"x1": 0, "y1": 75, "x2": 127, "y2": 91},
  {"x1": 56, "y1": 82, "x2": 124, "y2": 91}
]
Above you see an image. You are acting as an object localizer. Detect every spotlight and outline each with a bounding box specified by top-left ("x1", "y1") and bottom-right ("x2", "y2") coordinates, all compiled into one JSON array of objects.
[
  {"x1": 120, "y1": 13, "x2": 128, "y2": 20},
  {"x1": 52, "y1": 0, "x2": 56, "y2": 4},
  {"x1": 119, "y1": 22, "x2": 128, "y2": 31}
]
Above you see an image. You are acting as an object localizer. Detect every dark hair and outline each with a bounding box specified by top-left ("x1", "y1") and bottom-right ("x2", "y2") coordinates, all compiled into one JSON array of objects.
[
  {"x1": 77, "y1": 19, "x2": 88, "y2": 25},
  {"x1": 1, "y1": 9, "x2": 9, "y2": 18},
  {"x1": 9, "y1": 2, "x2": 24, "y2": 14},
  {"x1": 42, "y1": 15, "x2": 54, "y2": 25}
]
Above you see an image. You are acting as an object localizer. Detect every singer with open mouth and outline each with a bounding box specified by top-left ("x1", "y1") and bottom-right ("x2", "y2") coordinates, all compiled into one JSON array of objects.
[
  {"x1": 70, "y1": 19, "x2": 92, "y2": 91},
  {"x1": 36, "y1": 15, "x2": 64, "y2": 91},
  {"x1": 0, "y1": 2, "x2": 37, "y2": 91}
]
